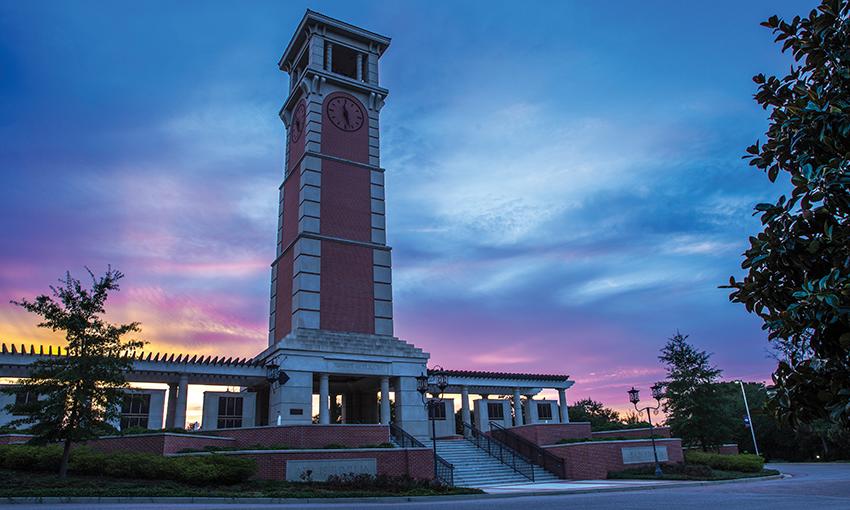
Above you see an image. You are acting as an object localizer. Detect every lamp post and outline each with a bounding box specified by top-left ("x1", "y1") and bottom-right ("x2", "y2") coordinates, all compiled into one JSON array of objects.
[
  {"x1": 628, "y1": 383, "x2": 665, "y2": 478},
  {"x1": 734, "y1": 380, "x2": 760, "y2": 456},
  {"x1": 416, "y1": 365, "x2": 448, "y2": 481}
]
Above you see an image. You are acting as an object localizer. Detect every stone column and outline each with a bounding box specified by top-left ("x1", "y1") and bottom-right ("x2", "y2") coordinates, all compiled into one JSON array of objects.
[
  {"x1": 558, "y1": 388, "x2": 569, "y2": 423},
  {"x1": 525, "y1": 395, "x2": 537, "y2": 424},
  {"x1": 165, "y1": 383, "x2": 178, "y2": 429},
  {"x1": 478, "y1": 398, "x2": 490, "y2": 432},
  {"x1": 513, "y1": 388, "x2": 524, "y2": 427},
  {"x1": 173, "y1": 374, "x2": 189, "y2": 430},
  {"x1": 356, "y1": 53, "x2": 363, "y2": 81},
  {"x1": 380, "y1": 377, "x2": 391, "y2": 425},
  {"x1": 319, "y1": 373, "x2": 330, "y2": 425},
  {"x1": 460, "y1": 386, "x2": 471, "y2": 435},
  {"x1": 325, "y1": 41, "x2": 332, "y2": 71}
]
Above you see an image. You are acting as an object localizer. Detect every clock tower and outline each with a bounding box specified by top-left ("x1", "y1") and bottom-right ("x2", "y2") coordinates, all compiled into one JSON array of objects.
[
  {"x1": 259, "y1": 11, "x2": 429, "y2": 437},
  {"x1": 270, "y1": 11, "x2": 393, "y2": 342}
]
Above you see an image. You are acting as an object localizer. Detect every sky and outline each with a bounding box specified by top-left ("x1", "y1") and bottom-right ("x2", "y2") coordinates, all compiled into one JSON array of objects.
[{"x1": 0, "y1": 1, "x2": 812, "y2": 417}]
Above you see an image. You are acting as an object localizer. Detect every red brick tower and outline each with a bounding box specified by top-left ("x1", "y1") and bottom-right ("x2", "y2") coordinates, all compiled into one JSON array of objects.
[{"x1": 269, "y1": 11, "x2": 393, "y2": 345}]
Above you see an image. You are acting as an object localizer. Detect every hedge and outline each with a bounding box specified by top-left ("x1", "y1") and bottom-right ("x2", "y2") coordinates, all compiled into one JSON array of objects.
[
  {"x1": 0, "y1": 445, "x2": 255, "y2": 485},
  {"x1": 684, "y1": 451, "x2": 764, "y2": 473}
]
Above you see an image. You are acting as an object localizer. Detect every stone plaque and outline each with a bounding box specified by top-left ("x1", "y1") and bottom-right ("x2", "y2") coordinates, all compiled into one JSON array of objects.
[
  {"x1": 328, "y1": 360, "x2": 386, "y2": 375},
  {"x1": 286, "y1": 458, "x2": 377, "y2": 482},
  {"x1": 621, "y1": 446, "x2": 668, "y2": 465}
]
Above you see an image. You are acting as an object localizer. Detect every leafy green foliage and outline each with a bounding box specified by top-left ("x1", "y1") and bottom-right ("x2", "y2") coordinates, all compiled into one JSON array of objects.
[
  {"x1": 568, "y1": 399, "x2": 620, "y2": 430},
  {"x1": 4, "y1": 268, "x2": 144, "y2": 476},
  {"x1": 724, "y1": 0, "x2": 850, "y2": 428},
  {"x1": 608, "y1": 463, "x2": 779, "y2": 481},
  {"x1": 659, "y1": 333, "x2": 737, "y2": 449},
  {"x1": 684, "y1": 451, "x2": 765, "y2": 473},
  {"x1": 0, "y1": 445, "x2": 255, "y2": 485}
]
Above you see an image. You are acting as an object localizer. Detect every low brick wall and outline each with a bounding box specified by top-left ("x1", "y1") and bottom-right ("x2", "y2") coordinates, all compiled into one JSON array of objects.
[
  {"x1": 544, "y1": 438, "x2": 684, "y2": 479},
  {"x1": 175, "y1": 447, "x2": 434, "y2": 481},
  {"x1": 0, "y1": 434, "x2": 33, "y2": 445},
  {"x1": 206, "y1": 424, "x2": 390, "y2": 449},
  {"x1": 508, "y1": 423, "x2": 592, "y2": 446},
  {"x1": 84, "y1": 433, "x2": 235, "y2": 455},
  {"x1": 591, "y1": 426, "x2": 671, "y2": 440}
]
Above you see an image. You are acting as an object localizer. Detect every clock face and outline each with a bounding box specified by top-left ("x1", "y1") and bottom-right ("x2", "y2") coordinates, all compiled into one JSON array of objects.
[
  {"x1": 327, "y1": 96, "x2": 364, "y2": 132},
  {"x1": 290, "y1": 103, "x2": 305, "y2": 142}
]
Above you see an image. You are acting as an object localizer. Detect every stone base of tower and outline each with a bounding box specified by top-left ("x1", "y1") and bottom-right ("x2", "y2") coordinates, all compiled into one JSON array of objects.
[{"x1": 255, "y1": 328, "x2": 430, "y2": 441}]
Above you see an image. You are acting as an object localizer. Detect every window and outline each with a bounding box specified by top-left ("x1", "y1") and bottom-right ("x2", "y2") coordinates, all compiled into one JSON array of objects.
[
  {"x1": 428, "y1": 402, "x2": 447, "y2": 420},
  {"x1": 120, "y1": 393, "x2": 151, "y2": 430},
  {"x1": 12, "y1": 391, "x2": 37, "y2": 414},
  {"x1": 329, "y1": 43, "x2": 363, "y2": 81},
  {"x1": 537, "y1": 403, "x2": 553, "y2": 421},
  {"x1": 487, "y1": 402, "x2": 504, "y2": 420},
  {"x1": 217, "y1": 396, "x2": 243, "y2": 429}
]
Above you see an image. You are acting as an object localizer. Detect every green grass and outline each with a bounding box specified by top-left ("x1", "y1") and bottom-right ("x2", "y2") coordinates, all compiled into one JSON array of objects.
[{"x1": 0, "y1": 470, "x2": 482, "y2": 498}]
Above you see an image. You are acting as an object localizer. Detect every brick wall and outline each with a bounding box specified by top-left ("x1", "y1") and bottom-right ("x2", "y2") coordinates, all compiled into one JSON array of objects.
[
  {"x1": 0, "y1": 434, "x2": 33, "y2": 445},
  {"x1": 177, "y1": 448, "x2": 434, "y2": 481},
  {"x1": 319, "y1": 241, "x2": 374, "y2": 334},
  {"x1": 544, "y1": 438, "x2": 684, "y2": 479},
  {"x1": 509, "y1": 423, "x2": 592, "y2": 445},
  {"x1": 207, "y1": 424, "x2": 390, "y2": 449},
  {"x1": 320, "y1": 158, "x2": 371, "y2": 242},
  {"x1": 84, "y1": 433, "x2": 235, "y2": 455},
  {"x1": 717, "y1": 444, "x2": 740, "y2": 455},
  {"x1": 591, "y1": 426, "x2": 671, "y2": 440}
]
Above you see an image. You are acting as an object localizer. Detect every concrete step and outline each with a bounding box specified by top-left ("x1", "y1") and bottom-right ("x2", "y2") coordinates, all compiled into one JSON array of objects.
[{"x1": 435, "y1": 438, "x2": 558, "y2": 488}]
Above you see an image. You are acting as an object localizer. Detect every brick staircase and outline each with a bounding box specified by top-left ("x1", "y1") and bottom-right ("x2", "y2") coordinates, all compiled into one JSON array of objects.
[{"x1": 435, "y1": 439, "x2": 560, "y2": 487}]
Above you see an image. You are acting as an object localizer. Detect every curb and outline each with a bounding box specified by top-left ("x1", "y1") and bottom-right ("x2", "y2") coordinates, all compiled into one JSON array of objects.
[{"x1": 0, "y1": 474, "x2": 787, "y2": 505}]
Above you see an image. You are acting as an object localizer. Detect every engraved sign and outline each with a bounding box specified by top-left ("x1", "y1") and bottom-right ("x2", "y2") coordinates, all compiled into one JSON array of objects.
[
  {"x1": 286, "y1": 458, "x2": 377, "y2": 482},
  {"x1": 328, "y1": 360, "x2": 386, "y2": 375},
  {"x1": 621, "y1": 446, "x2": 668, "y2": 465}
]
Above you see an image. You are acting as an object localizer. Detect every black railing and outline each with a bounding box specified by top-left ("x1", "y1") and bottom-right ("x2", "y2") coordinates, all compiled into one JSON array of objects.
[
  {"x1": 389, "y1": 423, "x2": 454, "y2": 486},
  {"x1": 489, "y1": 422, "x2": 565, "y2": 478},
  {"x1": 460, "y1": 422, "x2": 535, "y2": 481}
]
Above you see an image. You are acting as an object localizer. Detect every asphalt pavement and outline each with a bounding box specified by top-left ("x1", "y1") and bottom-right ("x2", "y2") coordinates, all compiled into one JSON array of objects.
[{"x1": 1, "y1": 462, "x2": 848, "y2": 509}]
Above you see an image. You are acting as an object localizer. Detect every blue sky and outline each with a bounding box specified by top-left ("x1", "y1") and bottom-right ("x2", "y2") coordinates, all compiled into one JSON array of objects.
[{"x1": 0, "y1": 1, "x2": 810, "y2": 409}]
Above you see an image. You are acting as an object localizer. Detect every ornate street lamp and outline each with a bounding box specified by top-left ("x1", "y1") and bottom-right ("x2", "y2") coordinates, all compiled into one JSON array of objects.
[
  {"x1": 628, "y1": 383, "x2": 665, "y2": 478},
  {"x1": 417, "y1": 365, "x2": 449, "y2": 481}
]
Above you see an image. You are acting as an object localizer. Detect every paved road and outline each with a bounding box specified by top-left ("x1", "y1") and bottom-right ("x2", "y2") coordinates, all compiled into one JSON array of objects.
[{"x1": 2, "y1": 463, "x2": 848, "y2": 509}]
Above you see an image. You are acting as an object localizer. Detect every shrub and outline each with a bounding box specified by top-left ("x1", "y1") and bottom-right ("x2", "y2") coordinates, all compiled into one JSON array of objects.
[
  {"x1": 685, "y1": 451, "x2": 764, "y2": 473},
  {"x1": 0, "y1": 445, "x2": 61, "y2": 472},
  {"x1": 0, "y1": 445, "x2": 255, "y2": 485},
  {"x1": 608, "y1": 462, "x2": 714, "y2": 479}
]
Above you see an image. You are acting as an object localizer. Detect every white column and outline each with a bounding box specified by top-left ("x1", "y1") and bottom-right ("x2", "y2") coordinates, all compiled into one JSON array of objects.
[
  {"x1": 558, "y1": 388, "x2": 569, "y2": 423},
  {"x1": 356, "y1": 53, "x2": 363, "y2": 81},
  {"x1": 319, "y1": 373, "x2": 330, "y2": 425},
  {"x1": 325, "y1": 41, "x2": 332, "y2": 71},
  {"x1": 380, "y1": 376, "x2": 391, "y2": 425},
  {"x1": 165, "y1": 383, "x2": 178, "y2": 429},
  {"x1": 479, "y1": 398, "x2": 490, "y2": 432},
  {"x1": 173, "y1": 374, "x2": 189, "y2": 430},
  {"x1": 513, "y1": 388, "x2": 524, "y2": 427},
  {"x1": 525, "y1": 395, "x2": 537, "y2": 424},
  {"x1": 460, "y1": 386, "x2": 471, "y2": 435}
]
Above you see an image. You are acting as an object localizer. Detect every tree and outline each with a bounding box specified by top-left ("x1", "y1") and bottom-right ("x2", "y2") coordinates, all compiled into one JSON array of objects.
[
  {"x1": 6, "y1": 268, "x2": 144, "y2": 477},
  {"x1": 723, "y1": 0, "x2": 850, "y2": 428},
  {"x1": 659, "y1": 332, "x2": 736, "y2": 450},
  {"x1": 568, "y1": 398, "x2": 622, "y2": 430}
]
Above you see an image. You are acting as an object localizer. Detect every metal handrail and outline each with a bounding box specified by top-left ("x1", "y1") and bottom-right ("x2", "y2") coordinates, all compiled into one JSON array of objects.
[
  {"x1": 489, "y1": 421, "x2": 565, "y2": 478},
  {"x1": 389, "y1": 423, "x2": 454, "y2": 486},
  {"x1": 460, "y1": 422, "x2": 534, "y2": 481}
]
